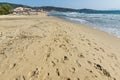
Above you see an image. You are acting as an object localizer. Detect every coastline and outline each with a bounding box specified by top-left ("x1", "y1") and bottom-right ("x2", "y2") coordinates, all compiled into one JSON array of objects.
[
  {"x1": 49, "y1": 12, "x2": 120, "y2": 39},
  {"x1": 51, "y1": 15, "x2": 120, "y2": 51},
  {"x1": 0, "y1": 13, "x2": 120, "y2": 80}
]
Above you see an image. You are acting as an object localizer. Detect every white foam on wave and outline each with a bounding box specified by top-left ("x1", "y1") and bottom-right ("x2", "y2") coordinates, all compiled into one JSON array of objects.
[
  {"x1": 99, "y1": 27, "x2": 120, "y2": 38},
  {"x1": 68, "y1": 18, "x2": 87, "y2": 23},
  {"x1": 50, "y1": 12, "x2": 120, "y2": 38},
  {"x1": 66, "y1": 13, "x2": 120, "y2": 38}
]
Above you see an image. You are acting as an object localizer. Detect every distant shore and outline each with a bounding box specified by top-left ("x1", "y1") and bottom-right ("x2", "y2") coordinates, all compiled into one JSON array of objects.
[{"x1": 0, "y1": 13, "x2": 120, "y2": 80}]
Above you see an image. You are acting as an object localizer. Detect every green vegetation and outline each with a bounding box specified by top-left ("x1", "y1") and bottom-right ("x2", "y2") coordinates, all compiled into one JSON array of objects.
[
  {"x1": 0, "y1": 4, "x2": 13, "y2": 15},
  {"x1": 0, "y1": 2, "x2": 30, "y2": 8}
]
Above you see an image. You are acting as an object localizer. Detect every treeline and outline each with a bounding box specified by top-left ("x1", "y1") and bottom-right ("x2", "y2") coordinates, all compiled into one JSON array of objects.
[
  {"x1": 1, "y1": 2, "x2": 120, "y2": 15},
  {"x1": 34, "y1": 6, "x2": 78, "y2": 12},
  {"x1": 0, "y1": 4, "x2": 13, "y2": 15},
  {"x1": 0, "y1": 2, "x2": 30, "y2": 8}
]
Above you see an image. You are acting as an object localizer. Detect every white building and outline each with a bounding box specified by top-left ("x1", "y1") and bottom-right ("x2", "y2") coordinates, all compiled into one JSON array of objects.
[{"x1": 13, "y1": 7, "x2": 38, "y2": 15}]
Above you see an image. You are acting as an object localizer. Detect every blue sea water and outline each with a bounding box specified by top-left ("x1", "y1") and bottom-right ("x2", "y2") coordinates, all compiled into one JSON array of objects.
[{"x1": 49, "y1": 12, "x2": 120, "y2": 38}]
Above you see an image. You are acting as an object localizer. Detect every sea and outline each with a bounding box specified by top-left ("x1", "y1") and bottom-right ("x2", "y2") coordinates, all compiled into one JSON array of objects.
[{"x1": 48, "y1": 11, "x2": 120, "y2": 38}]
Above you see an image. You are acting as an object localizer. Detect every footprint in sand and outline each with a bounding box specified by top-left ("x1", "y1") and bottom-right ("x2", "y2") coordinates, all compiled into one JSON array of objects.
[
  {"x1": 28, "y1": 68, "x2": 39, "y2": 80},
  {"x1": 99, "y1": 47, "x2": 105, "y2": 52},
  {"x1": 94, "y1": 48, "x2": 99, "y2": 51},
  {"x1": 51, "y1": 61, "x2": 56, "y2": 67},
  {"x1": 14, "y1": 75, "x2": 25, "y2": 80},
  {"x1": 94, "y1": 63, "x2": 111, "y2": 77},
  {"x1": 87, "y1": 60, "x2": 92, "y2": 65},
  {"x1": 64, "y1": 56, "x2": 69, "y2": 60},
  {"x1": 76, "y1": 60, "x2": 81, "y2": 67},
  {"x1": 77, "y1": 78, "x2": 80, "y2": 80},
  {"x1": 77, "y1": 54, "x2": 85, "y2": 58},
  {"x1": 56, "y1": 68, "x2": 60, "y2": 76},
  {"x1": 69, "y1": 67, "x2": 76, "y2": 73},
  {"x1": 9, "y1": 63, "x2": 16, "y2": 69}
]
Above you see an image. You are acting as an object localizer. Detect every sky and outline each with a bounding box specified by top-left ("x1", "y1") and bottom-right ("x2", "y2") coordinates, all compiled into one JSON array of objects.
[{"x1": 0, "y1": 0, "x2": 120, "y2": 10}]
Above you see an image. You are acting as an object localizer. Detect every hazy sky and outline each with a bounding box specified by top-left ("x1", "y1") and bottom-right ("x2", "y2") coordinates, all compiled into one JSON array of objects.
[{"x1": 0, "y1": 0, "x2": 120, "y2": 10}]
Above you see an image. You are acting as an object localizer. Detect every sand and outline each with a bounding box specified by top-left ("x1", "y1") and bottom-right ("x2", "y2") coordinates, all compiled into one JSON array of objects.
[{"x1": 0, "y1": 13, "x2": 120, "y2": 80}]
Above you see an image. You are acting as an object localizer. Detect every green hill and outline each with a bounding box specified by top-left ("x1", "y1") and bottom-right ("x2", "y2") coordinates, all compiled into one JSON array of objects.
[{"x1": 0, "y1": 2, "x2": 31, "y2": 8}]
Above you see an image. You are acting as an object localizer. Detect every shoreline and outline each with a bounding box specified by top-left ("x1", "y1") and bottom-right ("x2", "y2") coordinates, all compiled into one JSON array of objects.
[
  {"x1": 50, "y1": 15, "x2": 120, "y2": 50},
  {"x1": 0, "y1": 14, "x2": 120, "y2": 80},
  {"x1": 49, "y1": 12, "x2": 120, "y2": 39},
  {"x1": 51, "y1": 15, "x2": 120, "y2": 38}
]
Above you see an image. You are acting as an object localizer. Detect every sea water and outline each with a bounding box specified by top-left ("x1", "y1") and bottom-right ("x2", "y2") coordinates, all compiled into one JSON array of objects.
[{"x1": 49, "y1": 12, "x2": 120, "y2": 38}]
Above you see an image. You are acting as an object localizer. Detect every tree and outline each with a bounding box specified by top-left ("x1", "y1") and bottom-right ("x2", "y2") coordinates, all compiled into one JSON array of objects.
[{"x1": 0, "y1": 4, "x2": 13, "y2": 15}]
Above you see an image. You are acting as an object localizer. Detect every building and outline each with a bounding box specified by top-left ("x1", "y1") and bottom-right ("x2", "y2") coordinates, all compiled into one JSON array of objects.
[{"x1": 13, "y1": 7, "x2": 38, "y2": 15}]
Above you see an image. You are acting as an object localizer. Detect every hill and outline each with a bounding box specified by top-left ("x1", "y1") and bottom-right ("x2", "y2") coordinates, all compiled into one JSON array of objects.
[
  {"x1": 34, "y1": 6, "x2": 78, "y2": 12},
  {"x1": 79, "y1": 9, "x2": 120, "y2": 14},
  {"x1": 1, "y1": 2, "x2": 120, "y2": 13},
  {"x1": 1, "y1": 2, "x2": 120, "y2": 14},
  {"x1": 0, "y1": 2, "x2": 77, "y2": 12},
  {"x1": 0, "y1": 2, "x2": 31, "y2": 8}
]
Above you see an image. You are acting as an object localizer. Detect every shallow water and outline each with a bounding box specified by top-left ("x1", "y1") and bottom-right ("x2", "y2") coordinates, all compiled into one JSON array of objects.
[{"x1": 49, "y1": 12, "x2": 120, "y2": 38}]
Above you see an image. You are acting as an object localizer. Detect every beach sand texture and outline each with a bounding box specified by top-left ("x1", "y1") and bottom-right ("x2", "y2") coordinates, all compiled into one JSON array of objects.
[{"x1": 0, "y1": 14, "x2": 120, "y2": 80}]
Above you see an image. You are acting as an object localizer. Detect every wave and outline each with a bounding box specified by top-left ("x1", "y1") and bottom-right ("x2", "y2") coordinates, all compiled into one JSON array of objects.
[{"x1": 49, "y1": 12, "x2": 120, "y2": 38}]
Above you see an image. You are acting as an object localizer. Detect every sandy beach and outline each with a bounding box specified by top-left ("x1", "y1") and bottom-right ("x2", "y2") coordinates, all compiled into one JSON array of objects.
[{"x1": 0, "y1": 13, "x2": 120, "y2": 80}]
